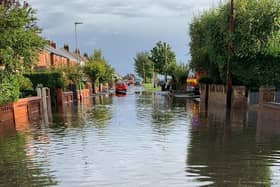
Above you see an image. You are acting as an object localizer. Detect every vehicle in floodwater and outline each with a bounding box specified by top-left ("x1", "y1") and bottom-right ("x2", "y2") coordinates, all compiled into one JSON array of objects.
[
  {"x1": 186, "y1": 70, "x2": 205, "y2": 95},
  {"x1": 115, "y1": 81, "x2": 128, "y2": 94}
]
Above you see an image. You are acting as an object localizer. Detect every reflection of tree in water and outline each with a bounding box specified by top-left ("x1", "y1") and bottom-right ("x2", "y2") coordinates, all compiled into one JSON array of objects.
[
  {"x1": 0, "y1": 133, "x2": 57, "y2": 186},
  {"x1": 136, "y1": 93, "x2": 185, "y2": 135},
  {"x1": 186, "y1": 112, "x2": 280, "y2": 186},
  {"x1": 88, "y1": 96, "x2": 113, "y2": 129}
]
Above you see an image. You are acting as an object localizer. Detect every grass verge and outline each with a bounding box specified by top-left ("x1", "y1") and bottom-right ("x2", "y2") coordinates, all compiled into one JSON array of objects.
[{"x1": 143, "y1": 83, "x2": 161, "y2": 92}]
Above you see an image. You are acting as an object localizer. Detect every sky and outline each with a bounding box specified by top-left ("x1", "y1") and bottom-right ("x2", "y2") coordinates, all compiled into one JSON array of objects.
[{"x1": 27, "y1": 0, "x2": 220, "y2": 75}]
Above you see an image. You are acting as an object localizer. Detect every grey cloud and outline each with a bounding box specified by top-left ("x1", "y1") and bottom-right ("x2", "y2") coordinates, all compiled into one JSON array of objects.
[{"x1": 27, "y1": 0, "x2": 220, "y2": 74}]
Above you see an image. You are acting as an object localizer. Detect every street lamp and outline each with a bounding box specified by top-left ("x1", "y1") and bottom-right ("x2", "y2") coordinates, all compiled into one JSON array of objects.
[
  {"x1": 74, "y1": 22, "x2": 83, "y2": 101},
  {"x1": 74, "y1": 22, "x2": 83, "y2": 62},
  {"x1": 152, "y1": 61, "x2": 155, "y2": 88}
]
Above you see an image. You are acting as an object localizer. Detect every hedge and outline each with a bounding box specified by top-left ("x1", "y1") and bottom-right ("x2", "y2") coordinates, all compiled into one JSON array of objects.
[{"x1": 24, "y1": 72, "x2": 64, "y2": 105}]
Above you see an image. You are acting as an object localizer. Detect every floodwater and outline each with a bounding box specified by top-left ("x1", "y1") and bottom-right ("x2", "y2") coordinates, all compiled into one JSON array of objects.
[{"x1": 1, "y1": 91, "x2": 280, "y2": 186}]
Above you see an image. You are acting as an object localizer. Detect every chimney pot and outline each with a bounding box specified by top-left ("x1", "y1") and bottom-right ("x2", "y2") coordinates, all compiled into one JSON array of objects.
[{"x1": 64, "y1": 44, "x2": 69, "y2": 52}]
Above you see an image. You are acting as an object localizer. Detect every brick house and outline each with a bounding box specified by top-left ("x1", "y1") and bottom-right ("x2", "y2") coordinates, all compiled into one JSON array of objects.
[{"x1": 35, "y1": 41, "x2": 80, "y2": 70}]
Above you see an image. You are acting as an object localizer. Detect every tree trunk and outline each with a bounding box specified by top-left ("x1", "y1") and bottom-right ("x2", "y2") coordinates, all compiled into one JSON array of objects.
[{"x1": 92, "y1": 81, "x2": 96, "y2": 94}]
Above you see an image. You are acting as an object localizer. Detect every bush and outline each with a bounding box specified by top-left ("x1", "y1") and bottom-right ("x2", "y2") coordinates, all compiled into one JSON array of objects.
[
  {"x1": 19, "y1": 76, "x2": 33, "y2": 91},
  {"x1": 0, "y1": 74, "x2": 20, "y2": 105},
  {"x1": 25, "y1": 72, "x2": 64, "y2": 105}
]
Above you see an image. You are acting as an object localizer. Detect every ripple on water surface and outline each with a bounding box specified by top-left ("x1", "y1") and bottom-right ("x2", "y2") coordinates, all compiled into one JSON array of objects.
[{"x1": 1, "y1": 93, "x2": 280, "y2": 186}]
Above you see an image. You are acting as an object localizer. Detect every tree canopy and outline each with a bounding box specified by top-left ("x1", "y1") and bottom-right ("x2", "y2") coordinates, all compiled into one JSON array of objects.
[
  {"x1": 189, "y1": 0, "x2": 280, "y2": 88},
  {"x1": 150, "y1": 41, "x2": 176, "y2": 79},
  {"x1": 134, "y1": 51, "x2": 153, "y2": 83},
  {"x1": 83, "y1": 49, "x2": 115, "y2": 92},
  {"x1": 0, "y1": 0, "x2": 45, "y2": 104}
]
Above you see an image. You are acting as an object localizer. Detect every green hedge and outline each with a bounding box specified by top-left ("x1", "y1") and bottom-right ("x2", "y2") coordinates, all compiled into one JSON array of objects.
[{"x1": 24, "y1": 72, "x2": 64, "y2": 105}]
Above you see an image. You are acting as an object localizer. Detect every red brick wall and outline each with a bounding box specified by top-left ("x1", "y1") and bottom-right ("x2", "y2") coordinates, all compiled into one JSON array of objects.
[
  {"x1": 13, "y1": 97, "x2": 42, "y2": 131},
  {"x1": 0, "y1": 97, "x2": 42, "y2": 131},
  {"x1": 0, "y1": 104, "x2": 14, "y2": 127},
  {"x1": 77, "y1": 89, "x2": 90, "y2": 101},
  {"x1": 56, "y1": 89, "x2": 73, "y2": 105}
]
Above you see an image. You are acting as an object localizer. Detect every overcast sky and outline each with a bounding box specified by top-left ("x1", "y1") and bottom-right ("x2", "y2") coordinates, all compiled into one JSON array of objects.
[{"x1": 27, "y1": 0, "x2": 220, "y2": 75}]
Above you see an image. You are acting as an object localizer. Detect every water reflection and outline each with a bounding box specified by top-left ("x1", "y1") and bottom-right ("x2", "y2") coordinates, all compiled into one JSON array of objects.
[
  {"x1": 186, "y1": 101, "x2": 280, "y2": 186},
  {"x1": 0, "y1": 124, "x2": 57, "y2": 186},
  {"x1": 1, "y1": 94, "x2": 280, "y2": 186}
]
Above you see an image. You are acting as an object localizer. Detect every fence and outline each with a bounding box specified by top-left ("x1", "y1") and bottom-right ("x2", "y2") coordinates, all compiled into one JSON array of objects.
[{"x1": 200, "y1": 84, "x2": 246, "y2": 108}]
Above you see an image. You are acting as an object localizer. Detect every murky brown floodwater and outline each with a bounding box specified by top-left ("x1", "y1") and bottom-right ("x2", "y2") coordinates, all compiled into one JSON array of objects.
[{"x1": 0, "y1": 92, "x2": 280, "y2": 186}]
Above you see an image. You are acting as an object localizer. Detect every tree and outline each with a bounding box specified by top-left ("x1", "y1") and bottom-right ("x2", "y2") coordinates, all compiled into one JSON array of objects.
[
  {"x1": 134, "y1": 51, "x2": 153, "y2": 83},
  {"x1": 150, "y1": 41, "x2": 176, "y2": 81},
  {"x1": 84, "y1": 61, "x2": 105, "y2": 94},
  {"x1": 83, "y1": 49, "x2": 114, "y2": 93},
  {"x1": 62, "y1": 65, "x2": 84, "y2": 85},
  {"x1": 169, "y1": 63, "x2": 189, "y2": 90},
  {"x1": 189, "y1": 0, "x2": 280, "y2": 88},
  {"x1": 0, "y1": 1, "x2": 45, "y2": 104},
  {"x1": 100, "y1": 63, "x2": 115, "y2": 85}
]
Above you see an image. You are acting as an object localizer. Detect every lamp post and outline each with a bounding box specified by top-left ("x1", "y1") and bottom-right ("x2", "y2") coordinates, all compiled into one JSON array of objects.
[
  {"x1": 74, "y1": 22, "x2": 83, "y2": 101},
  {"x1": 74, "y1": 22, "x2": 83, "y2": 61},
  {"x1": 152, "y1": 61, "x2": 155, "y2": 88}
]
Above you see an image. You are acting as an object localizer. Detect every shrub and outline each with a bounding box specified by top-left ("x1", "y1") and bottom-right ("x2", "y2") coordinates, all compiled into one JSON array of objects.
[
  {"x1": 0, "y1": 74, "x2": 20, "y2": 105},
  {"x1": 25, "y1": 72, "x2": 64, "y2": 105}
]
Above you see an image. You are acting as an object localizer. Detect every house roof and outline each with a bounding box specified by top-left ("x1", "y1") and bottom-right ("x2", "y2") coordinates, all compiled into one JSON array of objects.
[{"x1": 44, "y1": 45, "x2": 78, "y2": 62}]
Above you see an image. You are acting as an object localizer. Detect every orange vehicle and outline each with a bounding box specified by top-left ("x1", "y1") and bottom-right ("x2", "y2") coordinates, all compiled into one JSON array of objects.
[{"x1": 186, "y1": 70, "x2": 205, "y2": 94}]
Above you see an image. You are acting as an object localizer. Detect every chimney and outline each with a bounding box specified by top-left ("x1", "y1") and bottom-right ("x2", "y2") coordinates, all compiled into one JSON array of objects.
[
  {"x1": 64, "y1": 44, "x2": 69, "y2": 52},
  {"x1": 75, "y1": 48, "x2": 80, "y2": 55},
  {"x1": 83, "y1": 53, "x2": 89, "y2": 59},
  {"x1": 46, "y1": 40, "x2": 52, "y2": 46},
  {"x1": 51, "y1": 41, "x2": 56, "y2": 49}
]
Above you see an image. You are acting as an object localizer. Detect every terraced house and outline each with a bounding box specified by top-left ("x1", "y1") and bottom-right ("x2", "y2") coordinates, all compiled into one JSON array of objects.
[{"x1": 36, "y1": 41, "x2": 88, "y2": 70}]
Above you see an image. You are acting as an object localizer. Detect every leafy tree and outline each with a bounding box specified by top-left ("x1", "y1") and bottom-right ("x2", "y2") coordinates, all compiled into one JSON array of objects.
[
  {"x1": 61, "y1": 65, "x2": 84, "y2": 85},
  {"x1": 170, "y1": 63, "x2": 189, "y2": 90},
  {"x1": 84, "y1": 61, "x2": 105, "y2": 93},
  {"x1": 150, "y1": 41, "x2": 176, "y2": 80},
  {"x1": 84, "y1": 49, "x2": 114, "y2": 93},
  {"x1": 134, "y1": 51, "x2": 153, "y2": 83},
  {"x1": 100, "y1": 63, "x2": 115, "y2": 85},
  {"x1": 189, "y1": 0, "x2": 280, "y2": 88},
  {"x1": 0, "y1": 0, "x2": 45, "y2": 104}
]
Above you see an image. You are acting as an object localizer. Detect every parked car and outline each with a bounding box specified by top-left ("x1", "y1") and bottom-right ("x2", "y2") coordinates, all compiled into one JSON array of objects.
[
  {"x1": 135, "y1": 79, "x2": 142, "y2": 86},
  {"x1": 115, "y1": 81, "x2": 128, "y2": 94}
]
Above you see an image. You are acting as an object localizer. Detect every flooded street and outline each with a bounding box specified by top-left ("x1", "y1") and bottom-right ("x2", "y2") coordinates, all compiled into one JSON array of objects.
[{"x1": 1, "y1": 93, "x2": 280, "y2": 186}]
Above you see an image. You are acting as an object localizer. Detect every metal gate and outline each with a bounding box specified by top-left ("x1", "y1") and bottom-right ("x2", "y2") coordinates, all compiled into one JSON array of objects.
[{"x1": 248, "y1": 91, "x2": 259, "y2": 105}]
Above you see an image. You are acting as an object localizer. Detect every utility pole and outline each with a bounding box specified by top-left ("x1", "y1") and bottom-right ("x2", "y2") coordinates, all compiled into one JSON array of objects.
[
  {"x1": 143, "y1": 61, "x2": 146, "y2": 83},
  {"x1": 164, "y1": 43, "x2": 167, "y2": 82},
  {"x1": 74, "y1": 22, "x2": 83, "y2": 62},
  {"x1": 226, "y1": 0, "x2": 235, "y2": 109},
  {"x1": 74, "y1": 22, "x2": 83, "y2": 100},
  {"x1": 153, "y1": 61, "x2": 155, "y2": 88}
]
